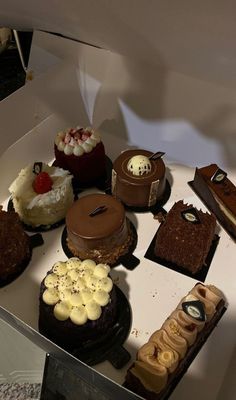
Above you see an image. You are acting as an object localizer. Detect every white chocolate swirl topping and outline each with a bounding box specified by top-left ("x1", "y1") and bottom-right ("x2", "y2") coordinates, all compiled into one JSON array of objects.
[
  {"x1": 55, "y1": 126, "x2": 101, "y2": 156},
  {"x1": 127, "y1": 155, "x2": 151, "y2": 176},
  {"x1": 42, "y1": 258, "x2": 112, "y2": 325}
]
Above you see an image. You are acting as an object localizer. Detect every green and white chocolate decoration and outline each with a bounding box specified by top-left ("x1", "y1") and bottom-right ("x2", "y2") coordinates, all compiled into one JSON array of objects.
[
  {"x1": 211, "y1": 168, "x2": 227, "y2": 184},
  {"x1": 43, "y1": 258, "x2": 112, "y2": 325},
  {"x1": 181, "y1": 207, "x2": 201, "y2": 224},
  {"x1": 182, "y1": 294, "x2": 206, "y2": 322}
]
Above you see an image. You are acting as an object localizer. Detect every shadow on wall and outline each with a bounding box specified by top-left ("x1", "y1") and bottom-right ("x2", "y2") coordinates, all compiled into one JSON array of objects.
[
  {"x1": 197, "y1": 104, "x2": 236, "y2": 169},
  {"x1": 88, "y1": 3, "x2": 236, "y2": 170}
]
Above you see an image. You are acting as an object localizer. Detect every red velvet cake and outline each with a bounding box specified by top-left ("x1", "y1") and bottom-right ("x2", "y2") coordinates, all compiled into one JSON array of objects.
[{"x1": 54, "y1": 126, "x2": 106, "y2": 185}]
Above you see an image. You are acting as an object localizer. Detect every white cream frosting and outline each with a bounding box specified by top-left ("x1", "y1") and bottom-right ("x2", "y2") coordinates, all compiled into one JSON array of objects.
[
  {"x1": 55, "y1": 126, "x2": 101, "y2": 156},
  {"x1": 8, "y1": 162, "x2": 74, "y2": 227},
  {"x1": 42, "y1": 257, "x2": 113, "y2": 325}
]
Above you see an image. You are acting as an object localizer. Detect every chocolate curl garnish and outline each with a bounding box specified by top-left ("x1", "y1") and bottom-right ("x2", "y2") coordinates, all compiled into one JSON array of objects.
[
  {"x1": 149, "y1": 151, "x2": 165, "y2": 161},
  {"x1": 89, "y1": 205, "x2": 107, "y2": 217}
]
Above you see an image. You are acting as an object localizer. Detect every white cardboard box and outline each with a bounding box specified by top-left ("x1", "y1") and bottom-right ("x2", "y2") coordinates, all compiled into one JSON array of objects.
[{"x1": 0, "y1": 30, "x2": 236, "y2": 399}]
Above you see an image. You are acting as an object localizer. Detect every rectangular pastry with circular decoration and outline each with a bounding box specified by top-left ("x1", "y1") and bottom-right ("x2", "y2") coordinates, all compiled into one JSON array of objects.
[{"x1": 124, "y1": 283, "x2": 226, "y2": 400}]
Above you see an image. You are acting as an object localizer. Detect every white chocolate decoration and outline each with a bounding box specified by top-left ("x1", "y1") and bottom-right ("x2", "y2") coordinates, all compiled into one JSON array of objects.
[
  {"x1": 42, "y1": 257, "x2": 113, "y2": 324},
  {"x1": 127, "y1": 155, "x2": 152, "y2": 176},
  {"x1": 55, "y1": 127, "x2": 101, "y2": 156}
]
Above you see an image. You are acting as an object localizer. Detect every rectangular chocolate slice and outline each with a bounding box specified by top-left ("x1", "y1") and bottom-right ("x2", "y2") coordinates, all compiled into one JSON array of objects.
[
  {"x1": 189, "y1": 164, "x2": 236, "y2": 240},
  {"x1": 124, "y1": 283, "x2": 226, "y2": 400},
  {"x1": 154, "y1": 200, "x2": 216, "y2": 274}
]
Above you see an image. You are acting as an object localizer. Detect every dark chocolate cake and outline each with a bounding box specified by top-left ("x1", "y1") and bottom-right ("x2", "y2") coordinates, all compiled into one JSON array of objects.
[
  {"x1": 124, "y1": 283, "x2": 226, "y2": 400},
  {"x1": 39, "y1": 258, "x2": 117, "y2": 350},
  {"x1": 154, "y1": 200, "x2": 216, "y2": 274},
  {"x1": 191, "y1": 164, "x2": 236, "y2": 240},
  {"x1": 0, "y1": 207, "x2": 31, "y2": 283}
]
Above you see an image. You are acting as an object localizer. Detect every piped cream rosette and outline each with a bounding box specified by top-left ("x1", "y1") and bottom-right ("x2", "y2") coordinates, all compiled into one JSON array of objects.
[
  {"x1": 55, "y1": 127, "x2": 101, "y2": 156},
  {"x1": 42, "y1": 258, "x2": 113, "y2": 325}
]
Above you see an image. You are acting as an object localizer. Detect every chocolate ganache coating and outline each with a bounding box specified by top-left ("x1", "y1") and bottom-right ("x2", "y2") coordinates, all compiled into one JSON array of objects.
[
  {"x1": 192, "y1": 164, "x2": 236, "y2": 239},
  {"x1": 112, "y1": 149, "x2": 166, "y2": 208},
  {"x1": 66, "y1": 193, "x2": 132, "y2": 264}
]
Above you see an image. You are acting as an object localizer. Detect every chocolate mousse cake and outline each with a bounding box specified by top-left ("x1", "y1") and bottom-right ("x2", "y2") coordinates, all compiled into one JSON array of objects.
[
  {"x1": 39, "y1": 258, "x2": 117, "y2": 350},
  {"x1": 191, "y1": 164, "x2": 236, "y2": 240},
  {"x1": 125, "y1": 283, "x2": 226, "y2": 400},
  {"x1": 154, "y1": 200, "x2": 216, "y2": 274},
  {"x1": 0, "y1": 207, "x2": 31, "y2": 284},
  {"x1": 54, "y1": 126, "x2": 106, "y2": 186},
  {"x1": 112, "y1": 149, "x2": 166, "y2": 208},
  {"x1": 9, "y1": 162, "x2": 74, "y2": 228},
  {"x1": 65, "y1": 193, "x2": 134, "y2": 265}
]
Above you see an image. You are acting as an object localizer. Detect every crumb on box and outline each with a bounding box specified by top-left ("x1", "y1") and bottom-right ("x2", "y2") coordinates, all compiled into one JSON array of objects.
[
  {"x1": 131, "y1": 328, "x2": 139, "y2": 338},
  {"x1": 113, "y1": 276, "x2": 120, "y2": 285},
  {"x1": 153, "y1": 212, "x2": 166, "y2": 223}
]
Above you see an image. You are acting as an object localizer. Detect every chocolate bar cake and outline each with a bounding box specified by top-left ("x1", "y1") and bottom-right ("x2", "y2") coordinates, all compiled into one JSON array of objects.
[
  {"x1": 125, "y1": 283, "x2": 226, "y2": 400},
  {"x1": 0, "y1": 207, "x2": 31, "y2": 283},
  {"x1": 154, "y1": 200, "x2": 216, "y2": 274},
  {"x1": 66, "y1": 193, "x2": 134, "y2": 265},
  {"x1": 112, "y1": 149, "x2": 166, "y2": 208},
  {"x1": 39, "y1": 258, "x2": 117, "y2": 350},
  {"x1": 191, "y1": 164, "x2": 236, "y2": 240}
]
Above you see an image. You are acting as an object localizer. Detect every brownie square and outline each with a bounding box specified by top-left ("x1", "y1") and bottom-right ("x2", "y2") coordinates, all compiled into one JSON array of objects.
[{"x1": 154, "y1": 200, "x2": 216, "y2": 274}]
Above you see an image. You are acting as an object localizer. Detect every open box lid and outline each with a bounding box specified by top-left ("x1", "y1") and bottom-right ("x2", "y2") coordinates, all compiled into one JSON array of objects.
[{"x1": 1, "y1": 1, "x2": 236, "y2": 89}]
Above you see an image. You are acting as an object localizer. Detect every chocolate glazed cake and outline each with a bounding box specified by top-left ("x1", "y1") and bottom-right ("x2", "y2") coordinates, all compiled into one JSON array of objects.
[
  {"x1": 0, "y1": 207, "x2": 31, "y2": 284},
  {"x1": 66, "y1": 193, "x2": 134, "y2": 265},
  {"x1": 39, "y1": 258, "x2": 117, "y2": 350},
  {"x1": 154, "y1": 201, "x2": 216, "y2": 274},
  {"x1": 112, "y1": 149, "x2": 166, "y2": 208},
  {"x1": 191, "y1": 164, "x2": 236, "y2": 240},
  {"x1": 124, "y1": 283, "x2": 226, "y2": 400}
]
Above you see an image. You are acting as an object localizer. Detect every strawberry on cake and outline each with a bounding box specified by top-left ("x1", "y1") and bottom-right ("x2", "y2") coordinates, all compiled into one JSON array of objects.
[
  {"x1": 54, "y1": 126, "x2": 106, "y2": 186},
  {"x1": 9, "y1": 162, "x2": 74, "y2": 228}
]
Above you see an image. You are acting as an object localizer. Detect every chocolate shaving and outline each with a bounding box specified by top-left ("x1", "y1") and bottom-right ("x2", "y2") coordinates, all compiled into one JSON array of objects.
[
  {"x1": 149, "y1": 151, "x2": 165, "y2": 161},
  {"x1": 89, "y1": 205, "x2": 107, "y2": 217}
]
